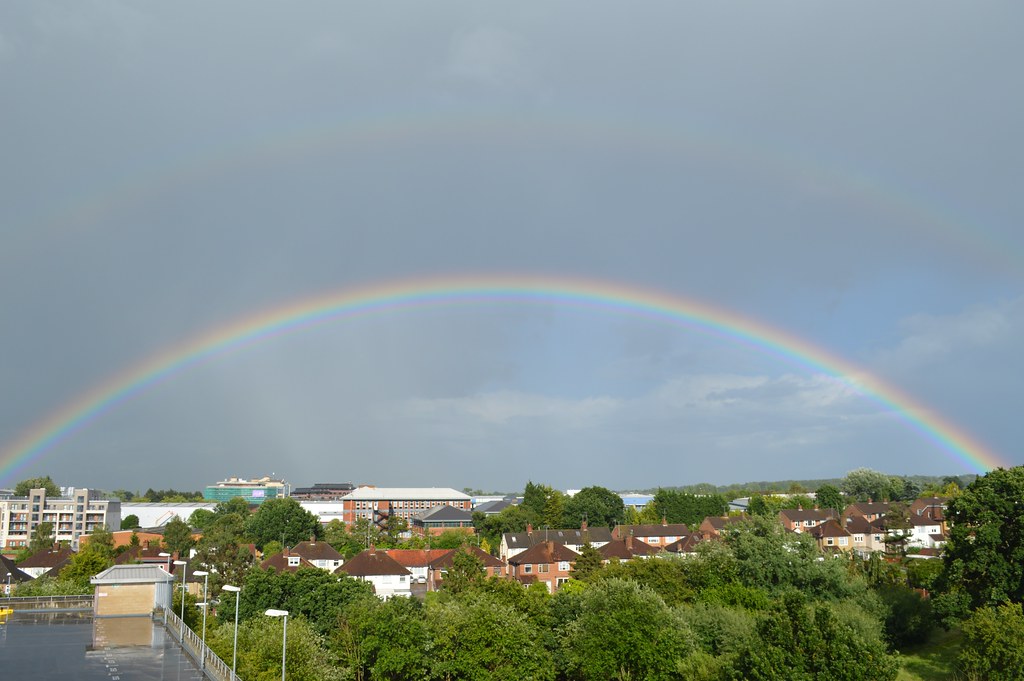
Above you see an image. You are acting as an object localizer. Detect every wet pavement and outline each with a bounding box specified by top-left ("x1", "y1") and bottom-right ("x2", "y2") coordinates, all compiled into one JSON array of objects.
[{"x1": 0, "y1": 611, "x2": 205, "y2": 681}]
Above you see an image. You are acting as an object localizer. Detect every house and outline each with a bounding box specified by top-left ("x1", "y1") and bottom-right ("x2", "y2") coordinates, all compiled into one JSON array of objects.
[
  {"x1": 290, "y1": 539, "x2": 344, "y2": 572},
  {"x1": 500, "y1": 523, "x2": 611, "y2": 561},
  {"x1": 507, "y1": 541, "x2": 579, "y2": 593},
  {"x1": 91, "y1": 564, "x2": 175, "y2": 616},
  {"x1": 908, "y1": 514, "x2": 946, "y2": 550},
  {"x1": 260, "y1": 547, "x2": 317, "y2": 573},
  {"x1": 383, "y1": 549, "x2": 452, "y2": 586},
  {"x1": 843, "y1": 501, "x2": 890, "y2": 524},
  {"x1": 842, "y1": 515, "x2": 882, "y2": 556},
  {"x1": 810, "y1": 519, "x2": 853, "y2": 553},
  {"x1": 337, "y1": 546, "x2": 413, "y2": 600},
  {"x1": 612, "y1": 520, "x2": 689, "y2": 549},
  {"x1": 428, "y1": 546, "x2": 506, "y2": 590},
  {"x1": 778, "y1": 508, "x2": 835, "y2": 534},
  {"x1": 1, "y1": 554, "x2": 32, "y2": 594},
  {"x1": 910, "y1": 497, "x2": 947, "y2": 523},
  {"x1": 598, "y1": 536, "x2": 658, "y2": 562},
  {"x1": 17, "y1": 544, "x2": 75, "y2": 579},
  {"x1": 698, "y1": 515, "x2": 749, "y2": 540},
  {"x1": 410, "y1": 505, "x2": 476, "y2": 536},
  {"x1": 664, "y1": 533, "x2": 703, "y2": 556}
]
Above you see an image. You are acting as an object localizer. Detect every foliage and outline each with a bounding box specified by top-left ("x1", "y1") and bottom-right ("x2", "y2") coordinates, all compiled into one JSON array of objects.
[
  {"x1": 732, "y1": 591, "x2": 899, "y2": 681},
  {"x1": 325, "y1": 519, "x2": 371, "y2": 559},
  {"x1": 244, "y1": 497, "x2": 323, "y2": 550},
  {"x1": 876, "y1": 585, "x2": 934, "y2": 648},
  {"x1": 815, "y1": 484, "x2": 845, "y2": 513},
  {"x1": 14, "y1": 476, "x2": 61, "y2": 497},
  {"x1": 431, "y1": 529, "x2": 473, "y2": 550},
  {"x1": 231, "y1": 566, "x2": 373, "y2": 635},
  {"x1": 163, "y1": 516, "x2": 195, "y2": 556},
  {"x1": 206, "y1": 615, "x2": 341, "y2": 681},
  {"x1": 569, "y1": 543, "x2": 603, "y2": 582},
  {"x1": 521, "y1": 481, "x2": 552, "y2": 522},
  {"x1": 842, "y1": 468, "x2": 900, "y2": 502},
  {"x1": 84, "y1": 524, "x2": 116, "y2": 558},
  {"x1": 171, "y1": 587, "x2": 202, "y2": 631},
  {"x1": 559, "y1": 578, "x2": 696, "y2": 681},
  {"x1": 334, "y1": 595, "x2": 430, "y2": 681},
  {"x1": 9, "y1": 575, "x2": 91, "y2": 596},
  {"x1": 473, "y1": 505, "x2": 531, "y2": 549},
  {"x1": 563, "y1": 486, "x2": 625, "y2": 529},
  {"x1": 59, "y1": 549, "x2": 112, "y2": 586},
  {"x1": 28, "y1": 521, "x2": 55, "y2": 553},
  {"x1": 650, "y1": 489, "x2": 728, "y2": 527},
  {"x1": 440, "y1": 549, "x2": 487, "y2": 594},
  {"x1": 192, "y1": 510, "x2": 255, "y2": 593},
  {"x1": 141, "y1": 488, "x2": 204, "y2": 502},
  {"x1": 934, "y1": 466, "x2": 1024, "y2": 621},
  {"x1": 188, "y1": 508, "x2": 216, "y2": 530},
  {"x1": 905, "y1": 558, "x2": 943, "y2": 591},
  {"x1": 120, "y1": 514, "x2": 140, "y2": 530},
  {"x1": 958, "y1": 602, "x2": 1024, "y2": 681},
  {"x1": 426, "y1": 591, "x2": 554, "y2": 681}
]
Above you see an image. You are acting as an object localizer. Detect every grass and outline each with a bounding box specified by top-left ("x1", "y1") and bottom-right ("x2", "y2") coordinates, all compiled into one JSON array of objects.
[{"x1": 897, "y1": 627, "x2": 963, "y2": 681}]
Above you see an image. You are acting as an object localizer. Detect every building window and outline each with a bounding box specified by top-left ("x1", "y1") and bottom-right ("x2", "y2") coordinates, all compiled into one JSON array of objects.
[
  {"x1": 826, "y1": 538, "x2": 834, "y2": 546},
  {"x1": 558, "y1": 562, "x2": 570, "y2": 572},
  {"x1": 538, "y1": 564, "x2": 549, "y2": 573},
  {"x1": 839, "y1": 537, "x2": 848, "y2": 546},
  {"x1": 523, "y1": 565, "x2": 532, "y2": 574}
]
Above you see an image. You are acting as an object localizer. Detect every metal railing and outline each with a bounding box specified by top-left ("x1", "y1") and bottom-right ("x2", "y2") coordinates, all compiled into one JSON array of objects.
[
  {"x1": 1, "y1": 594, "x2": 93, "y2": 611},
  {"x1": 159, "y1": 606, "x2": 238, "y2": 681}
]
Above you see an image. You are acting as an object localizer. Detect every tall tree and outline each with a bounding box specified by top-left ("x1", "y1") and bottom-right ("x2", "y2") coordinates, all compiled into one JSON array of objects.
[
  {"x1": 15, "y1": 476, "x2": 61, "y2": 497},
  {"x1": 564, "y1": 486, "x2": 625, "y2": 529},
  {"x1": 814, "y1": 485, "x2": 844, "y2": 514},
  {"x1": 163, "y1": 516, "x2": 195, "y2": 557},
  {"x1": 244, "y1": 497, "x2": 322, "y2": 550},
  {"x1": 651, "y1": 489, "x2": 727, "y2": 527},
  {"x1": 120, "y1": 514, "x2": 140, "y2": 530},
  {"x1": 522, "y1": 481, "x2": 552, "y2": 522},
  {"x1": 841, "y1": 468, "x2": 897, "y2": 502},
  {"x1": 934, "y1": 466, "x2": 1024, "y2": 621},
  {"x1": 28, "y1": 521, "x2": 55, "y2": 553}
]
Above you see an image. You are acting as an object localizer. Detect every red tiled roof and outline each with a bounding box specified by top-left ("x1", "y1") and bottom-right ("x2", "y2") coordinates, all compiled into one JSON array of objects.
[
  {"x1": 598, "y1": 537, "x2": 658, "y2": 559},
  {"x1": 383, "y1": 549, "x2": 452, "y2": 568},
  {"x1": 260, "y1": 552, "x2": 316, "y2": 572},
  {"x1": 507, "y1": 541, "x2": 579, "y2": 565},
  {"x1": 429, "y1": 545, "x2": 505, "y2": 569},
  {"x1": 291, "y1": 540, "x2": 343, "y2": 562},
  {"x1": 337, "y1": 548, "x2": 412, "y2": 577}
]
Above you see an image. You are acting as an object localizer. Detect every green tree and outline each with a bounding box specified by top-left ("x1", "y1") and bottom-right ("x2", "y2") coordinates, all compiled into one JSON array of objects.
[
  {"x1": 569, "y1": 543, "x2": 604, "y2": 582},
  {"x1": 120, "y1": 514, "x2": 141, "y2": 530},
  {"x1": 85, "y1": 524, "x2": 116, "y2": 559},
  {"x1": 28, "y1": 521, "x2": 55, "y2": 554},
  {"x1": 542, "y1": 489, "x2": 567, "y2": 528},
  {"x1": 934, "y1": 466, "x2": 1024, "y2": 622},
  {"x1": 334, "y1": 595, "x2": 430, "y2": 681},
  {"x1": 193, "y1": 511, "x2": 254, "y2": 593},
  {"x1": 206, "y1": 615, "x2": 341, "y2": 681},
  {"x1": 564, "y1": 486, "x2": 626, "y2": 529},
  {"x1": 440, "y1": 549, "x2": 487, "y2": 594},
  {"x1": 163, "y1": 516, "x2": 195, "y2": 557},
  {"x1": 60, "y1": 549, "x2": 112, "y2": 586},
  {"x1": 559, "y1": 578, "x2": 695, "y2": 681},
  {"x1": 958, "y1": 602, "x2": 1024, "y2": 681},
  {"x1": 841, "y1": 468, "x2": 897, "y2": 502},
  {"x1": 188, "y1": 508, "x2": 216, "y2": 530},
  {"x1": 473, "y1": 505, "x2": 531, "y2": 549},
  {"x1": 651, "y1": 489, "x2": 727, "y2": 527},
  {"x1": 244, "y1": 498, "x2": 322, "y2": 550},
  {"x1": 233, "y1": 566, "x2": 373, "y2": 635},
  {"x1": 15, "y1": 476, "x2": 61, "y2": 497},
  {"x1": 521, "y1": 481, "x2": 551, "y2": 522},
  {"x1": 814, "y1": 484, "x2": 844, "y2": 514}
]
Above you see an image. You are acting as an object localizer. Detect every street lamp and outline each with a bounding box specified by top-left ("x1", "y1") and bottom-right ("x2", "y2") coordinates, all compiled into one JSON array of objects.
[
  {"x1": 265, "y1": 609, "x2": 289, "y2": 681},
  {"x1": 173, "y1": 559, "x2": 188, "y2": 631},
  {"x1": 159, "y1": 551, "x2": 171, "y2": 573},
  {"x1": 192, "y1": 570, "x2": 210, "y2": 668},
  {"x1": 222, "y1": 584, "x2": 241, "y2": 681}
]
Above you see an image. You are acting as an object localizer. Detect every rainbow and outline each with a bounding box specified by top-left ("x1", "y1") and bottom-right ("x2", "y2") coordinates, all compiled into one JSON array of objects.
[{"x1": 0, "y1": 274, "x2": 1009, "y2": 484}]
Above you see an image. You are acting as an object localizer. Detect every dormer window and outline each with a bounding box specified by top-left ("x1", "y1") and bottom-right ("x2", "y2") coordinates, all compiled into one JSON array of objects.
[{"x1": 288, "y1": 556, "x2": 300, "y2": 567}]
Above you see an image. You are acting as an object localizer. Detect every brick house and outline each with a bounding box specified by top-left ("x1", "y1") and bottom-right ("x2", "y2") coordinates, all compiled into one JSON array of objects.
[
  {"x1": 500, "y1": 522, "x2": 611, "y2": 561},
  {"x1": 290, "y1": 539, "x2": 344, "y2": 572},
  {"x1": 612, "y1": 521, "x2": 689, "y2": 549},
  {"x1": 507, "y1": 541, "x2": 579, "y2": 593},
  {"x1": 778, "y1": 508, "x2": 836, "y2": 534},
  {"x1": 337, "y1": 546, "x2": 413, "y2": 600},
  {"x1": 598, "y1": 536, "x2": 658, "y2": 561}
]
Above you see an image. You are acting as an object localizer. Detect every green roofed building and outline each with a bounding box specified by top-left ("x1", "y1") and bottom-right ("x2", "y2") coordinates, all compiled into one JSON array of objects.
[{"x1": 203, "y1": 476, "x2": 288, "y2": 505}]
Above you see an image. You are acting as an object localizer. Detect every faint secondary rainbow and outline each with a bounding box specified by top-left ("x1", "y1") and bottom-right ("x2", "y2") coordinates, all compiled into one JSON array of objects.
[{"x1": 0, "y1": 275, "x2": 1008, "y2": 483}]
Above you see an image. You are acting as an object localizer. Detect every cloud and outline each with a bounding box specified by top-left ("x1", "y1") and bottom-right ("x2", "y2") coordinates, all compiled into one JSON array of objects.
[{"x1": 444, "y1": 26, "x2": 530, "y2": 89}]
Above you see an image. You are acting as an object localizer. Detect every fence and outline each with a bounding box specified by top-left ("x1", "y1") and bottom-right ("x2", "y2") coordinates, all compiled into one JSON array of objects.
[
  {"x1": 159, "y1": 605, "x2": 238, "y2": 681},
  {"x1": 1, "y1": 594, "x2": 93, "y2": 611}
]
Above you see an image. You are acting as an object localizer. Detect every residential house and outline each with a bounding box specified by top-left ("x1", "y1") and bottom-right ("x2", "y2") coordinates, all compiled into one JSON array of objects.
[
  {"x1": 664, "y1": 533, "x2": 703, "y2": 556},
  {"x1": 261, "y1": 548, "x2": 317, "y2": 573},
  {"x1": 507, "y1": 541, "x2": 579, "y2": 593},
  {"x1": 17, "y1": 544, "x2": 75, "y2": 579},
  {"x1": 500, "y1": 522, "x2": 611, "y2": 561},
  {"x1": 428, "y1": 545, "x2": 507, "y2": 590},
  {"x1": 910, "y1": 497, "x2": 947, "y2": 523},
  {"x1": 612, "y1": 521, "x2": 689, "y2": 549},
  {"x1": 908, "y1": 514, "x2": 946, "y2": 551},
  {"x1": 843, "y1": 501, "x2": 890, "y2": 524},
  {"x1": 337, "y1": 546, "x2": 413, "y2": 600},
  {"x1": 383, "y1": 549, "x2": 452, "y2": 586},
  {"x1": 290, "y1": 539, "x2": 344, "y2": 572},
  {"x1": 810, "y1": 519, "x2": 853, "y2": 553},
  {"x1": 598, "y1": 536, "x2": 658, "y2": 562},
  {"x1": 1, "y1": 554, "x2": 32, "y2": 594},
  {"x1": 697, "y1": 515, "x2": 749, "y2": 540},
  {"x1": 778, "y1": 508, "x2": 835, "y2": 534},
  {"x1": 842, "y1": 515, "x2": 885, "y2": 556}
]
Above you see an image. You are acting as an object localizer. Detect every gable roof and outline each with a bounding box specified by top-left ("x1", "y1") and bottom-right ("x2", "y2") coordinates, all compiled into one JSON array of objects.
[
  {"x1": 473, "y1": 499, "x2": 515, "y2": 515},
  {"x1": 383, "y1": 549, "x2": 452, "y2": 568},
  {"x1": 846, "y1": 502, "x2": 891, "y2": 516},
  {"x1": 0, "y1": 555, "x2": 33, "y2": 583},
  {"x1": 337, "y1": 548, "x2": 411, "y2": 577},
  {"x1": 507, "y1": 541, "x2": 580, "y2": 565},
  {"x1": 664, "y1": 534, "x2": 703, "y2": 554},
  {"x1": 843, "y1": 516, "x2": 873, "y2": 535},
  {"x1": 811, "y1": 519, "x2": 851, "y2": 539},
  {"x1": 429, "y1": 545, "x2": 505, "y2": 570},
  {"x1": 613, "y1": 523, "x2": 689, "y2": 538},
  {"x1": 261, "y1": 551, "x2": 317, "y2": 572},
  {"x1": 18, "y1": 545, "x2": 75, "y2": 570},
  {"x1": 503, "y1": 526, "x2": 612, "y2": 549},
  {"x1": 412, "y1": 505, "x2": 474, "y2": 523},
  {"x1": 778, "y1": 508, "x2": 835, "y2": 522},
  {"x1": 598, "y1": 537, "x2": 659, "y2": 560},
  {"x1": 291, "y1": 540, "x2": 343, "y2": 562},
  {"x1": 91, "y1": 564, "x2": 176, "y2": 585}
]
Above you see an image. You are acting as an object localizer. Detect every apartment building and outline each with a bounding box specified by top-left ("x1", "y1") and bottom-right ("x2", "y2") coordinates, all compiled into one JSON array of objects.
[
  {"x1": 341, "y1": 487, "x2": 472, "y2": 526},
  {"x1": 0, "y1": 487, "x2": 121, "y2": 550}
]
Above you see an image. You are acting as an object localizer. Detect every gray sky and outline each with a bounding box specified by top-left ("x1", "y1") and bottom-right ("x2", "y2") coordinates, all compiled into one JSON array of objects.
[{"x1": 2, "y1": 2, "x2": 1022, "y2": 493}]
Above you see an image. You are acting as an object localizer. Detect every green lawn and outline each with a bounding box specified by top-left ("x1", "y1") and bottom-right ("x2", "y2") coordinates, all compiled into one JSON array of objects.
[{"x1": 897, "y1": 627, "x2": 963, "y2": 681}]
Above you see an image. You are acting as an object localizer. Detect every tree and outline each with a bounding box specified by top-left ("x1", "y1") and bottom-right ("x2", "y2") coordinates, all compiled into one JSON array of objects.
[
  {"x1": 559, "y1": 578, "x2": 696, "y2": 680},
  {"x1": 841, "y1": 468, "x2": 897, "y2": 502},
  {"x1": 28, "y1": 522, "x2": 55, "y2": 554},
  {"x1": 934, "y1": 466, "x2": 1024, "y2": 620},
  {"x1": 15, "y1": 476, "x2": 61, "y2": 497},
  {"x1": 206, "y1": 615, "x2": 341, "y2": 681},
  {"x1": 564, "y1": 486, "x2": 625, "y2": 529},
  {"x1": 473, "y1": 505, "x2": 531, "y2": 549},
  {"x1": 244, "y1": 498, "x2": 322, "y2": 550},
  {"x1": 163, "y1": 516, "x2": 195, "y2": 557},
  {"x1": 334, "y1": 595, "x2": 430, "y2": 681},
  {"x1": 569, "y1": 543, "x2": 604, "y2": 582},
  {"x1": 521, "y1": 481, "x2": 551, "y2": 522},
  {"x1": 814, "y1": 484, "x2": 844, "y2": 514},
  {"x1": 440, "y1": 549, "x2": 487, "y2": 594},
  {"x1": 650, "y1": 489, "x2": 727, "y2": 527},
  {"x1": 958, "y1": 602, "x2": 1024, "y2": 681},
  {"x1": 188, "y1": 508, "x2": 215, "y2": 530},
  {"x1": 120, "y1": 514, "x2": 140, "y2": 530}
]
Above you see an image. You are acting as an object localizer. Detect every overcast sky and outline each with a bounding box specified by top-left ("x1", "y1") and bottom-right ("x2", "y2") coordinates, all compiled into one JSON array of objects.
[{"x1": 2, "y1": 2, "x2": 1021, "y2": 493}]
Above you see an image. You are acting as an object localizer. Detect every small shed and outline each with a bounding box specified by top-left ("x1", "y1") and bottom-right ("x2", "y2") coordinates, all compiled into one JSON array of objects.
[{"x1": 91, "y1": 564, "x2": 175, "y2": 617}]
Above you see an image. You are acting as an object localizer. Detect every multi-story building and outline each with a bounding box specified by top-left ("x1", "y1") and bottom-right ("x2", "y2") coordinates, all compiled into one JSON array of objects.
[
  {"x1": 203, "y1": 476, "x2": 288, "y2": 505},
  {"x1": 0, "y1": 488, "x2": 121, "y2": 550},
  {"x1": 340, "y1": 487, "x2": 472, "y2": 526},
  {"x1": 290, "y1": 482, "x2": 356, "y2": 501}
]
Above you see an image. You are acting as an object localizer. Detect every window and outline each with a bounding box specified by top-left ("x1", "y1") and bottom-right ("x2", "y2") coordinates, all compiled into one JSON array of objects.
[
  {"x1": 523, "y1": 565, "x2": 532, "y2": 574},
  {"x1": 826, "y1": 538, "x2": 834, "y2": 546},
  {"x1": 838, "y1": 537, "x2": 848, "y2": 546},
  {"x1": 558, "y1": 562, "x2": 570, "y2": 572},
  {"x1": 538, "y1": 564, "x2": 549, "y2": 573},
  {"x1": 288, "y1": 556, "x2": 300, "y2": 567}
]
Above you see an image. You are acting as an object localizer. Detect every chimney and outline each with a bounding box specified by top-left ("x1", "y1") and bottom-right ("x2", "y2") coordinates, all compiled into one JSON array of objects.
[
  {"x1": 662, "y1": 516, "x2": 668, "y2": 527},
  {"x1": 526, "y1": 523, "x2": 533, "y2": 536},
  {"x1": 581, "y1": 520, "x2": 588, "y2": 532},
  {"x1": 626, "y1": 536, "x2": 634, "y2": 551},
  {"x1": 284, "y1": 546, "x2": 290, "y2": 557}
]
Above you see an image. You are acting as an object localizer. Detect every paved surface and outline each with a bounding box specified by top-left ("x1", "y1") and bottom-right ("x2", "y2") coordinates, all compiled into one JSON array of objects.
[{"x1": 0, "y1": 611, "x2": 205, "y2": 680}]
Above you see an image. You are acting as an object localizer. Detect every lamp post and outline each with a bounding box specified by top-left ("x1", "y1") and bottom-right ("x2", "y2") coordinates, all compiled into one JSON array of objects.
[
  {"x1": 159, "y1": 551, "x2": 171, "y2": 573},
  {"x1": 265, "y1": 609, "x2": 289, "y2": 681},
  {"x1": 173, "y1": 560, "x2": 188, "y2": 634},
  {"x1": 222, "y1": 584, "x2": 241, "y2": 681},
  {"x1": 192, "y1": 570, "x2": 209, "y2": 668}
]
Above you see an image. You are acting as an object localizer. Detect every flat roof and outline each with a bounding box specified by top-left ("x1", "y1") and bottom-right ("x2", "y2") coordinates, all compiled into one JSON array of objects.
[{"x1": 347, "y1": 487, "x2": 471, "y2": 501}]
